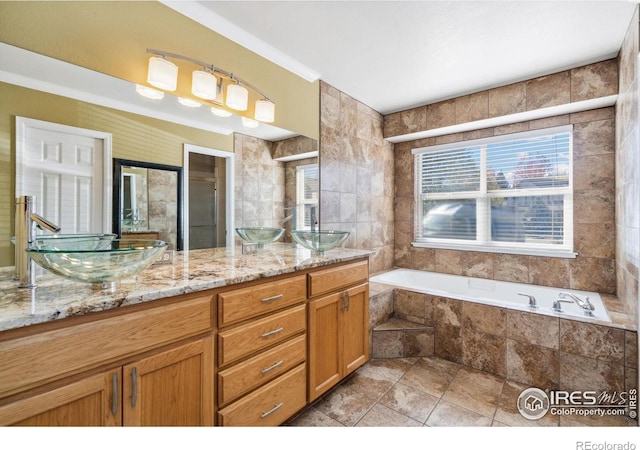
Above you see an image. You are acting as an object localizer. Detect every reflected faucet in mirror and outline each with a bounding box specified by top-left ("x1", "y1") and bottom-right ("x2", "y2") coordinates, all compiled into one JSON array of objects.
[{"x1": 14, "y1": 196, "x2": 61, "y2": 288}]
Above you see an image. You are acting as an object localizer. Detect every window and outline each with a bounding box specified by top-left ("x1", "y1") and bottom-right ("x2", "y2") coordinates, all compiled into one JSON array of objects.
[
  {"x1": 295, "y1": 164, "x2": 319, "y2": 230},
  {"x1": 413, "y1": 126, "x2": 574, "y2": 257}
]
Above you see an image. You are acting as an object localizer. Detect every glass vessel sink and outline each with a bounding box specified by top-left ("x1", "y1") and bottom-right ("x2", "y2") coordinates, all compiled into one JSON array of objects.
[
  {"x1": 235, "y1": 227, "x2": 285, "y2": 248},
  {"x1": 290, "y1": 230, "x2": 350, "y2": 256},
  {"x1": 26, "y1": 238, "x2": 167, "y2": 285},
  {"x1": 11, "y1": 233, "x2": 117, "y2": 250}
]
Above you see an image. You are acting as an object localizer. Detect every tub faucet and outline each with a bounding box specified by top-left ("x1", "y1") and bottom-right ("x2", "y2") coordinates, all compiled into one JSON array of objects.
[
  {"x1": 558, "y1": 292, "x2": 595, "y2": 315},
  {"x1": 15, "y1": 196, "x2": 61, "y2": 288},
  {"x1": 518, "y1": 293, "x2": 537, "y2": 309}
]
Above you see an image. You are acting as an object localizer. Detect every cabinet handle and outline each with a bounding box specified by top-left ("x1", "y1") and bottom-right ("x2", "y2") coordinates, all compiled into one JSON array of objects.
[
  {"x1": 341, "y1": 291, "x2": 350, "y2": 312},
  {"x1": 111, "y1": 372, "x2": 118, "y2": 416},
  {"x1": 131, "y1": 367, "x2": 137, "y2": 408},
  {"x1": 346, "y1": 291, "x2": 350, "y2": 311},
  {"x1": 261, "y1": 327, "x2": 284, "y2": 338},
  {"x1": 261, "y1": 360, "x2": 284, "y2": 374},
  {"x1": 261, "y1": 294, "x2": 283, "y2": 303},
  {"x1": 260, "y1": 402, "x2": 283, "y2": 419}
]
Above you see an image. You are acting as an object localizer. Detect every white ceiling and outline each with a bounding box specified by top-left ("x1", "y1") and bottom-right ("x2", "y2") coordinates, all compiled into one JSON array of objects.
[{"x1": 166, "y1": 0, "x2": 638, "y2": 115}]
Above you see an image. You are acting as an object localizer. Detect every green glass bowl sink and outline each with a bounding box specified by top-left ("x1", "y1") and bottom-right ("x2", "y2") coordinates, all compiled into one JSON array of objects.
[
  {"x1": 290, "y1": 230, "x2": 350, "y2": 256},
  {"x1": 235, "y1": 227, "x2": 285, "y2": 248},
  {"x1": 26, "y1": 238, "x2": 167, "y2": 284},
  {"x1": 11, "y1": 233, "x2": 117, "y2": 250}
]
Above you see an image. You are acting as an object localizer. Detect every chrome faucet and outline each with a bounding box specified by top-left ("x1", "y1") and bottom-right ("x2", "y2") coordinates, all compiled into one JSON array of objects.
[
  {"x1": 558, "y1": 292, "x2": 595, "y2": 315},
  {"x1": 282, "y1": 206, "x2": 297, "y2": 227},
  {"x1": 552, "y1": 292, "x2": 595, "y2": 316},
  {"x1": 15, "y1": 196, "x2": 61, "y2": 288},
  {"x1": 518, "y1": 293, "x2": 537, "y2": 309}
]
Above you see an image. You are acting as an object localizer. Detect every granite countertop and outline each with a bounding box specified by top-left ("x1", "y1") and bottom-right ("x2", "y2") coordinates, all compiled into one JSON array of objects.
[{"x1": 0, "y1": 244, "x2": 373, "y2": 333}]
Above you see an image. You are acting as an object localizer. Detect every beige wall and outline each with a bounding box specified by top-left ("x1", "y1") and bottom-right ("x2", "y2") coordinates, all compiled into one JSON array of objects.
[
  {"x1": 388, "y1": 59, "x2": 619, "y2": 297},
  {"x1": 0, "y1": 82, "x2": 233, "y2": 267},
  {"x1": 319, "y1": 81, "x2": 395, "y2": 274},
  {"x1": 0, "y1": 1, "x2": 319, "y2": 140},
  {"x1": 616, "y1": 6, "x2": 640, "y2": 325}
]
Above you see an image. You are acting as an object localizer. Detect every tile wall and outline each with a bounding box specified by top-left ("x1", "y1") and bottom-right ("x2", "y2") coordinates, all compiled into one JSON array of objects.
[
  {"x1": 319, "y1": 81, "x2": 395, "y2": 273},
  {"x1": 233, "y1": 133, "x2": 285, "y2": 231},
  {"x1": 390, "y1": 289, "x2": 638, "y2": 396},
  {"x1": 147, "y1": 168, "x2": 178, "y2": 250},
  {"x1": 390, "y1": 60, "x2": 619, "y2": 295},
  {"x1": 616, "y1": 6, "x2": 640, "y2": 326}
]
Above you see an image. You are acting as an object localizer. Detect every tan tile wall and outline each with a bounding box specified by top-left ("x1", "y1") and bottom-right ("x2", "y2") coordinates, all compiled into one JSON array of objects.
[
  {"x1": 384, "y1": 59, "x2": 618, "y2": 138},
  {"x1": 319, "y1": 81, "x2": 395, "y2": 273},
  {"x1": 393, "y1": 290, "x2": 638, "y2": 394},
  {"x1": 616, "y1": 7, "x2": 640, "y2": 326},
  {"x1": 233, "y1": 133, "x2": 285, "y2": 231},
  {"x1": 394, "y1": 107, "x2": 617, "y2": 294}
]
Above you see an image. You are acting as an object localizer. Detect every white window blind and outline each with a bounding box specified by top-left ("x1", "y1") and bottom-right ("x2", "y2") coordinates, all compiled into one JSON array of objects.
[
  {"x1": 295, "y1": 164, "x2": 319, "y2": 230},
  {"x1": 413, "y1": 126, "x2": 574, "y2": 257}
]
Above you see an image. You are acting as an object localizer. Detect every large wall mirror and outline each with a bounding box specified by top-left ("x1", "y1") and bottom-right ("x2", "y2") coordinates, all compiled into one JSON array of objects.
[
  {"x1": 1, "y1": 43, "x2": 318, "y2": 259},
  {"x1": 113, "y1": 159, "x2": 183, "y2": 251}
]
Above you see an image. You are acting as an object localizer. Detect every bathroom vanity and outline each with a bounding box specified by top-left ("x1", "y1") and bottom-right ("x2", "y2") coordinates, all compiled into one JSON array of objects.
[{"x1": 0, "y1": 244, "x2": 371, "y2": 426}]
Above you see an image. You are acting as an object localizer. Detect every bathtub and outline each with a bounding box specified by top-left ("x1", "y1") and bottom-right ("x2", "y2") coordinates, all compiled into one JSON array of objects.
[{"x1": 370, "y1": 269, "x2": 610, "y2": 322}]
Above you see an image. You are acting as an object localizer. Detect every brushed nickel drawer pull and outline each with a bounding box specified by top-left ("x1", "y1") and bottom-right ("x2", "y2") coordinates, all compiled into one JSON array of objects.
[
  {"x1": 261, "y1": 360, "x2": 284, "y2": 374},
  {"x1": 261, "y1": 327, "x2": 284, "y2": 338},
  {"x1": 131, "y1": 367, "x2": 137, "y2": 408},
  {"x1": 261, "y1": 294, "x2": 283, "y2": 303},
  {"x1": 260, "y1": 402, "x2": 283, "y2": 418},
  {"x1": 111, "y1": 372, "x2": 118, "y2": 416}
]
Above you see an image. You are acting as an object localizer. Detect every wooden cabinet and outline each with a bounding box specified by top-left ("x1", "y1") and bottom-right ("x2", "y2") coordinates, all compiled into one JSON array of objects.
[
  {"x1": 0, "y1": 293, "x2": 215, "y2": 426},
  {"x1": 308, "y1": 261, "x2": 369, "y2": 402},
  {"x1": 0, "y1": 336, "x2": 214, "y2": 427},
  {"x1": 0, "y1": 371, "x2": 120, "y2": 426},
  {"x1": 123, "y1": 337, "x2": 214, "y2": 426},
  {"x1": 216, "y1": 275, "x2": 307, "y2": 426}
]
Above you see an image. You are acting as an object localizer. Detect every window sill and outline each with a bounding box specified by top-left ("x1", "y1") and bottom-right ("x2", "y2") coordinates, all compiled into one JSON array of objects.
[{"x1": 411, "y1": 241, "x2": 578, "y2": 259}]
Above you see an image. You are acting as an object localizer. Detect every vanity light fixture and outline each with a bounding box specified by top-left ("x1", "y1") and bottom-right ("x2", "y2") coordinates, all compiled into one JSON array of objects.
[
  {"x1": 146, "y1": 48, "x2": 276, "y2": 122},
  {"x1": 211, "y1": 107, "x2": 233, "y2": 118},
  {"x1": 136, "y1": 84, "x2": 165, "y2": 100},
  {"x1": 177, "y1": 97, "x2": 202, "y2": 108}
]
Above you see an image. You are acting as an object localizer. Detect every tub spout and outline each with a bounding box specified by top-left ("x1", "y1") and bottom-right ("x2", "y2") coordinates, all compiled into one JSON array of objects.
[
  {"x1": 518, "y1": 293, "x2": 537, "y2": 309},
  {"x1": 558, "y1": 292, "x2": 595, "y2": 315}
]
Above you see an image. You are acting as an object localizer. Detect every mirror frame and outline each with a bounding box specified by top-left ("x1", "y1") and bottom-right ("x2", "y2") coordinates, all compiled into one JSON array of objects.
[{"x1": 112, "y1": 158, "x2": 184, "y2": 251}]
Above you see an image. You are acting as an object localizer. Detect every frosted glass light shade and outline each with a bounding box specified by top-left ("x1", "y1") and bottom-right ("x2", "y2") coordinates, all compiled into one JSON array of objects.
[
  {"x1": 147, "y1": 56, "x2": 178, "y2": 91},
  {"x1": 242, "y1": 117, "x2": 260, "y2": 128},
  {"x1": 192, "y1": 70, "x2": 217, "y2": 100},
  {"x1": 226, "y1": 84, "x2": 248, "y2": 111},
  {"x1": 211, "y1": 107, "x2": 233, "y2": 117},
  {"x1": 136, "y1": 84, "x2": 164, "y2": 100},
  {"x1": 178, "y1": 97, "x2": 201, "y2": 108},
  {"x1": 255, "y1": 99, "x2": 275, "y2": 122}
]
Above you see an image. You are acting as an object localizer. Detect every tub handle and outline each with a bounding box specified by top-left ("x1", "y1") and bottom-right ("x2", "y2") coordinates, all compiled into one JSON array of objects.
[{"x1": 518, "y1": 293, "x2": 537, "y2": 309}]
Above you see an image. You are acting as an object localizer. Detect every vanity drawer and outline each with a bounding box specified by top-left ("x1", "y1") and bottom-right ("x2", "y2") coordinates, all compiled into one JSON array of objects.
[
  {"x1": 0, "y1": 294, "x2": 213, "y2": 398},
  {"x1": 218, "y1": 274, "x2": 306, "y2": 327},
  {"x1": 308, "y1": 259, "x2": 369, "y2": 298},
  {"x1": 217, "y1": 304, "x2": 306, "y2": 367},
  {"x1": 217, "y1": 334, "x2": 306, "y2": 406},
  {"x1": 217, "y1": 363, "x2": 307, "y2": 426}
]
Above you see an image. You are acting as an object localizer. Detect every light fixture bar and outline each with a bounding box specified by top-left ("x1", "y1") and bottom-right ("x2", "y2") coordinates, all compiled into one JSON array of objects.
[{"x1": 146, "y1": 48, "x2": 273, "y2": 102}]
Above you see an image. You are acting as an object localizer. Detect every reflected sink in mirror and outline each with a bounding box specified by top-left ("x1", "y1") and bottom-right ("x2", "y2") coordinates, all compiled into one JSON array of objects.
[
  {"x1": 290, "y1": 230, "x2": 350, "y2": 256},
  {"x1": 235, "y1": 227, "x2": 285, "y2": 249},
  {"x1": 26, "y1": 238, "x2": 167, "y2": 285}
]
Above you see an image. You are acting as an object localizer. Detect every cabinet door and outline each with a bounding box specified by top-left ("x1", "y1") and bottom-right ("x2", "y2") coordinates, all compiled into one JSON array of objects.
[
  {"x1": 308, "y1": 292, "x2": 342, "y2": 402},
  {"x1": 123, "y1": 337, "x2": 214, "y2": 426},
  {"x1": 342, "y1": 283, "x2": 369, "y2": 376},
  {"x1": 0, "y1": 370, "x2": 121, "y2": 426}
]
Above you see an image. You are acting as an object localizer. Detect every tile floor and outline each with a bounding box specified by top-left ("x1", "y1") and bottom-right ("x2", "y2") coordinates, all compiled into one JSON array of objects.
[{"x1": 287, "y1": 356, "x2": 637, "y2": 427}]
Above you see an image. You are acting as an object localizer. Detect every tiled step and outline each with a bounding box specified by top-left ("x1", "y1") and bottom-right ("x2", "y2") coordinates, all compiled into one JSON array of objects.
[{"x1": 371, "y1": 316, "x2": 434, "y2": 359}]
